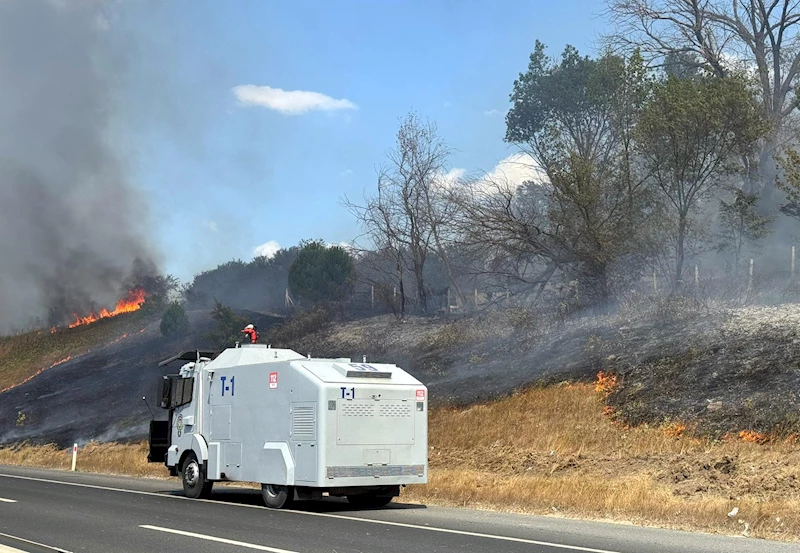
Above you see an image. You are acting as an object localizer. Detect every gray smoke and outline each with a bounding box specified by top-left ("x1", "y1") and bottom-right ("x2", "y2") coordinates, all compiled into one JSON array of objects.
[{"x1": 0, "y1": 0, "x2": 157, "y2": 333}]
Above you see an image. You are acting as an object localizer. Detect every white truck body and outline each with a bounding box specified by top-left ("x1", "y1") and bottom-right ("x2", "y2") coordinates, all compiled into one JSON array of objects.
[{"x1": 150, "y1": 344, "x2": 428, "y2": 506}]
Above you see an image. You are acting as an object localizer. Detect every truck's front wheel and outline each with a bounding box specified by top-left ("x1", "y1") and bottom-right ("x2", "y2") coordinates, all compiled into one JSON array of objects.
[
  {"x1": 261, "y1": 484, "x2": 294, "y2": 509},
  {"x1": 181, "y1": 453, "x2": 213, "y2": 499}
]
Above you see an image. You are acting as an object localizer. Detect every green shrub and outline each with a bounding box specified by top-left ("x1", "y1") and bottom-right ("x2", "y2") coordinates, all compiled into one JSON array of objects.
[
  {"x1": 160, "y1": 302, "x2": 189, "y2": 337},
  {"x1": 202, "y1": 300, "x2": 248, "y2": 349},
  {"x1": 288, "y1": 240, "x2": 355, "y2": 304}
]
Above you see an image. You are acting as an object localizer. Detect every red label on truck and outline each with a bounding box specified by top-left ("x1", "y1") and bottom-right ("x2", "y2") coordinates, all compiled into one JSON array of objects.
[
  {"x1": 269, "y1": 372, "x2": 278, "y2": 389},
  {"x1": 416, "y1": 389, "x2": 425, "y2": 400}
]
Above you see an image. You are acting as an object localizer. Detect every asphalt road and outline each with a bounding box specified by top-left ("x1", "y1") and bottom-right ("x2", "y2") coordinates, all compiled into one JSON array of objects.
[{"x1": 0, "y1": 466, "x2": 796, "y2": 553}]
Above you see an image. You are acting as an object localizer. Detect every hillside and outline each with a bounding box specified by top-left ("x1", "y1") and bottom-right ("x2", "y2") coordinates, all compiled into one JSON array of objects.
[{"x1": 2, "y1": 296, "x2": 800, "y2": 444}]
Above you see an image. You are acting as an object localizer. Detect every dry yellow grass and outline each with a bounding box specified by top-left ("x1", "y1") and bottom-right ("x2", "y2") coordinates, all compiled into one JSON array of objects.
[
  {"x1": 411, "y1": 383, "x2": 800, "y2": 540},
  {"x1": 0, "y1": 441, "x2": 167, "y2": 478},
  {"x1": 1, "y1": 384, "x2": 797, "y2": 540}
]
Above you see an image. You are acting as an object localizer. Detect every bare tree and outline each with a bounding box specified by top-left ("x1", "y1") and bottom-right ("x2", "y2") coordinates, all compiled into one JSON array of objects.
[
  {"x1": 449, "y1": 176, "x2": 561, "y2": 301},
  {"x1": 345, "y1": 112, "x2": 459, "y2": 315},
  {"x1": 606, "y1": 0, "x2": 800, "y2": 198}
]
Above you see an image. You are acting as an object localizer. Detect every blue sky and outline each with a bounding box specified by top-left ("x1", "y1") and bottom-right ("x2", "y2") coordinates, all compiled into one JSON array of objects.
[{"x1": 114, "y1": 0, "x2": 608, "y2": 282}]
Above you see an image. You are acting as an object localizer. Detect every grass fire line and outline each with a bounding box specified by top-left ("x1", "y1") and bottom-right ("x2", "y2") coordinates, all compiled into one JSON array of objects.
[
  {"x1": 63, "y1": 287, "x2": 147, "y2": 330},
  {"x1": 1, "y1": 383, "x2": 798, "y2": 541}
]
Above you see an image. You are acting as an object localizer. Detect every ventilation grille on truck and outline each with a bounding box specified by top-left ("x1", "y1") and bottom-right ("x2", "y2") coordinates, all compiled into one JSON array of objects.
[
  {"x1": 326, "y1": 465, "x2": 425, "y2": 478},
  {"x1": 345, "y1": 370, "x2": 392, "y2": 378},
  {"x1": 341, "y1": 403, "x2": 375, "y2": 417},
  {"x1": 292, "y1": 405, "x2": 316, "y2": 439},
  {"x1": 379, "y1": 403, "x2": 411, "y2": 418}
]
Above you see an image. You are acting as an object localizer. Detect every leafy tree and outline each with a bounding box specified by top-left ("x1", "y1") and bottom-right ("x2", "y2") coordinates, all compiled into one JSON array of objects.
[
  {"x1": 776, "y1": 148, "x2": 800, "y2": 220},
  {"x1": 288, "y1": 240, "x2": 355, "y2": 304},
  {"x1": 203, "y1": 299, "x2": 249, "y2": 349},
  {"x1": 718, "y1": 189, "x2": 775, "y2": 271},
  {"x1": 498, "y1": 43, "x2": 656, "y2": 304},
  {"x1": 138, "y1": 274, "x2": 180, "y2": 314},
  {"x1": 184, "y1": 247, "x2": 299, "y2": 311},
  {"x1": 636, "y1": 75, "x2": 766, "y2": 285},
  {"x1": 160, "y1": 301, "x2": 189, "y2": 337},
  {"x1": 606, "y1": 0, "x2": 800, "y2": 199}
]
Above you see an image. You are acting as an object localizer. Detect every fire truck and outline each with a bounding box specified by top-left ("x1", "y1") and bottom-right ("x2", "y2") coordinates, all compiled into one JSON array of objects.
[{"x1": 148, "y1": 344, "x2": 428, "y2": 508}]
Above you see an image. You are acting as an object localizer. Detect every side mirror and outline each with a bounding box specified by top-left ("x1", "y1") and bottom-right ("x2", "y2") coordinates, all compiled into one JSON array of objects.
[{"x1": 158, "y1": 376, "x2": 172, "y2": 409}]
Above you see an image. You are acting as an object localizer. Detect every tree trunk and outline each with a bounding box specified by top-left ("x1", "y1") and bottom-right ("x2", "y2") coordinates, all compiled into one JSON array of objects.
[
  {"x1": 759, "y1": 137, "x2": 779, "y2": 205},
  {"x1": 675, "y1": 218, "x2": 686, "y2": 286},
  {"x1": 396, "y1": 250, "x2": 405, "y2": 319},
  {"x1": 414, "y1": 264, "x2": 427, "y2": 314},
  {"x1": 597, "y1": 261, "x2": 609, "y2": 305}
]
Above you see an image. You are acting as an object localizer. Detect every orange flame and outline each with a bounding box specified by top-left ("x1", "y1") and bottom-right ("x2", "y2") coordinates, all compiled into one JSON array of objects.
[
  {"x1": 738, "y1": 430, "x2": 769, "y2": 444},
  {"x1": 595, "y1": 371, "x2": 618, "y2": 398},
  {"x1": 68, "y1": 287, "x2": 146, "y2": 328}
]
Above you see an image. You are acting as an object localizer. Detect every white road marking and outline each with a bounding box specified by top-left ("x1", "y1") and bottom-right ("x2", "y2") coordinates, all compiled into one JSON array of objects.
[
  {"x1": 0, "y1": 544, "x2": 25, "y2": 553},
  {"x1": 0, "y1": 531, "x2": 73, "y2": 553},
  {"x1": 140, "y1": 525, "x2": 299, "y2": 552},
  {"x1": 0, "y1": 472, "x2": 622, "y2": 553},
  {"x1": 0, "y1": 498, "x2": 17, "y2": 503}
]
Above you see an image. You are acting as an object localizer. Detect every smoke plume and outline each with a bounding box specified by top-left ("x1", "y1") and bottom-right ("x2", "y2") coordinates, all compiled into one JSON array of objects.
[{"x1": 0, "y1": 0, "x2": 157, "y2": 333}]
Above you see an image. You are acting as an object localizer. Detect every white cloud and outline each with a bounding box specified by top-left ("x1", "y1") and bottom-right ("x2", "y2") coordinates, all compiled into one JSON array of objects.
[
  {"x1": 253, "y1": 240, "x2": 281, "y2": 259},
  {"x1": 484, "y1": 108, "x2": 507, "y2": 117},
  {"x1": 340, "y1": 169, "x2": 354, "y2": 177},
  {"x1": 441, "y1": 167, "x2": 466, "y2": 187},
  {"x1": 204, "y1": 220, "x2": 219, "y2": 233},
  {"x1": 486, "y1": 152, "x2": 544, "y2": 185},
  {"x1": 443, "y1": 102, "x2": 453, "y2": 108},
  {"x1": 232, "y1": 85, "x2": 357, "y2": 115},
  {"x1": 444, "y1": 153, "x2": 545, "y2": 193}
]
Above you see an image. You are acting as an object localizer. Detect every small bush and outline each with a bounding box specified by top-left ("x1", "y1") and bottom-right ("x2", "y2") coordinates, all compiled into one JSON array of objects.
[
  {"x1": 160, "y1": 302, "x2": 189, "y2": 337},
  {"x1": 202, "y1": 300, "x2": 248, "y2": 349}
]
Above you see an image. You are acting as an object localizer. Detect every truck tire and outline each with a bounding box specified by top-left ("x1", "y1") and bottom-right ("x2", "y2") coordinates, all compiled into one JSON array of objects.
[
  {"x1": 346, "y1": 493, "x2": 394, "y2": 509},
  {"x1": 261, "y1": 484, "x2": 294, "y2": 509},
  {"x1": 180, "y1": 453, "x2": 213, "y2": 499}
]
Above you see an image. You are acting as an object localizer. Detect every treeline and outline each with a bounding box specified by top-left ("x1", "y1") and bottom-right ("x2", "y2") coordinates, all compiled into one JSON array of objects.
[
  {"x1": 345, "y1": 2, "x2": 800, "y2": 315},
  {"x1": 178, "y1": 2, "x2": 800, "y2": 320}
]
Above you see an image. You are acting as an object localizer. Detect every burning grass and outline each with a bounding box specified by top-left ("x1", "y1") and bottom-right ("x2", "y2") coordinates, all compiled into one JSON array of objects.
[
  {"x1": 1, "y1": 383, "x2": 797, "y2": 540},
  {"x1": 66, "y1": 287, "x2": 147, "y2": 329}
]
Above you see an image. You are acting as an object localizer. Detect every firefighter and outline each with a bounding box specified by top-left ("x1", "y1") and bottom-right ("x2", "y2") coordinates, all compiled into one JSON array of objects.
[{"x1": 242, "y1": 323, "x2": 258, "y2": 344}]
